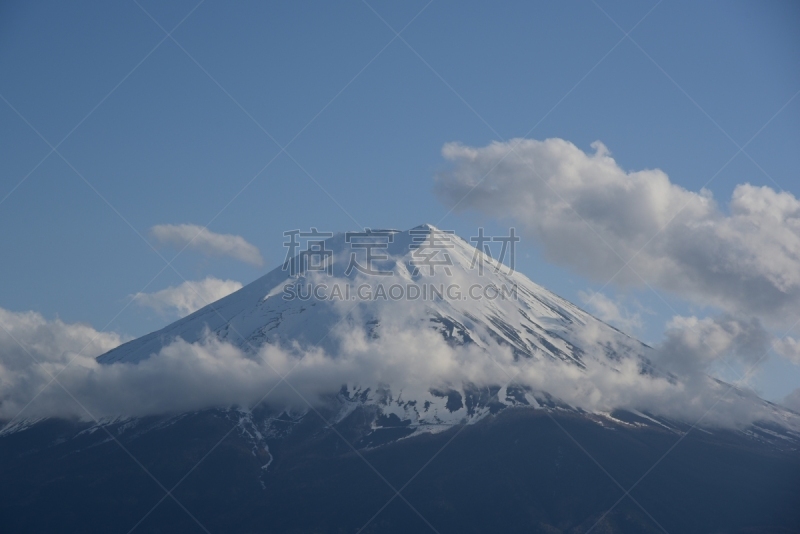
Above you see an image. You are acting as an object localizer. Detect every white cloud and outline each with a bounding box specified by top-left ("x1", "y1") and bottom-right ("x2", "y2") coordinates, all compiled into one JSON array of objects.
[
  {"x1": 578, "y1": 290, "x2": 643, "y2": 333},
  {"x1": 655, "y1": 314, "x2": 771, "y2": 378},
  {"x1": 0, "y1": 307, "x2": 127, "y2": 420},
  {"x1": 435, "y1": 138, "x2": 800, "y2": 326},
  {"x1": 132, "y1": 277, "x2": 243, "y2": 317},
  {"x1": 0, "y1": 305, "x2": 786, "y2": 430},
  {"x1": 150, "y1": 224, "x2": 263, "y2": 266}
]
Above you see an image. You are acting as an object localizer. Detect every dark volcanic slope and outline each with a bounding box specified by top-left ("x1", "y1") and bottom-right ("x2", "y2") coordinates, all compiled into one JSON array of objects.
[{"x1": 1, "y1": 407, "x2": 798, "y2": 534}]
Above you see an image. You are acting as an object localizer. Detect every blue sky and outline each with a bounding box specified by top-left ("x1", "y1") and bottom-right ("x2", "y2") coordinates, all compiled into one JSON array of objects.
[{"x1": 1, "y1": 0, "x2": 799, "y2": 400}]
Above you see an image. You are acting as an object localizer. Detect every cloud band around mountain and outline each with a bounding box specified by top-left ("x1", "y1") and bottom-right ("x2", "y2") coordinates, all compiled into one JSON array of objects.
[{"x1": 0, "y1": 305, "x2": 789, "y2": 429}]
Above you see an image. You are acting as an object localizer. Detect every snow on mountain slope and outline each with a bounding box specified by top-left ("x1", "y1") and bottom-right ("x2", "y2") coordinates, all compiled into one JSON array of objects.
[{"x1": 99, "y1": 224, "x2": 651, "y2": 367}]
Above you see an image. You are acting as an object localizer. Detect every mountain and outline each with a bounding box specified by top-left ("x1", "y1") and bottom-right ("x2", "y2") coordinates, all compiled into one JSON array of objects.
[
  {"x1": 95, "y1": 223, "x2": 797, "y2": 433},
  {"x1": 96, "y1": 223, "x2": 652, "y2": 421},
  {"x1": 1, "y1": 224, "x2": 799, "y2": 533}
]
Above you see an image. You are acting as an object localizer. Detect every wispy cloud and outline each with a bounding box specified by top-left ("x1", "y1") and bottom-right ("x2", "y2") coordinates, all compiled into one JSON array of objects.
[
  {"x1": 150, "y1": 224, "x2": 263, "y2": 266},
  {"x1": 132, "y1": 277, "x2": 243, "y2": 317},
  {"x1": 774, "y1": 337, "x2": 800, "y2": 366},
  {"x1": 578, "y1": 290, "x2": 643, "y2": 334}
]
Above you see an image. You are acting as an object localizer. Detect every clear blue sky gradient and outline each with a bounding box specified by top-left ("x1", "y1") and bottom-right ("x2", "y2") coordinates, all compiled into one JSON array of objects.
[{"x1": 1, "y1": 0, "x2": 798, "y2": 397}]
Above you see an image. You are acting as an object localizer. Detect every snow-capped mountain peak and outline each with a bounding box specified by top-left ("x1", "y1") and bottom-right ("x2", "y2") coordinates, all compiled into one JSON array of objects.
[
  {"x1": 95, "y1": 224, "x2": 800, "y2": 439},
  {"x1": 98, "y1": 223, "x2": 632, "y2": 370}
]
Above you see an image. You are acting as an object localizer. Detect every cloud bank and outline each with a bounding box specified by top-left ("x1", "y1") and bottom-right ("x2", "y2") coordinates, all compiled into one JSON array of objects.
[
  {"x1": 0, "y1": 306, "x2": 787, "y2": 431},
  {"x1": 132, "y1": 277, "x2": 243, "y2": 317},
  {"x1": 654, "y1": 314, "x2": 771, "y2": 379},
  {"x1": 435, "y1": 138, "x2": 800, "y2": 326},
  {"x1": 150, "y1": 224, "x2": 263, "y2": 266}
]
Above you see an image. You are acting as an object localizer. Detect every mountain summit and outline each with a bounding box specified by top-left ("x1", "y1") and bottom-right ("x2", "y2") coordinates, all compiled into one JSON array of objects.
[{"x1": 100, "y1": 222, "x2": 637, "y2": 368}]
